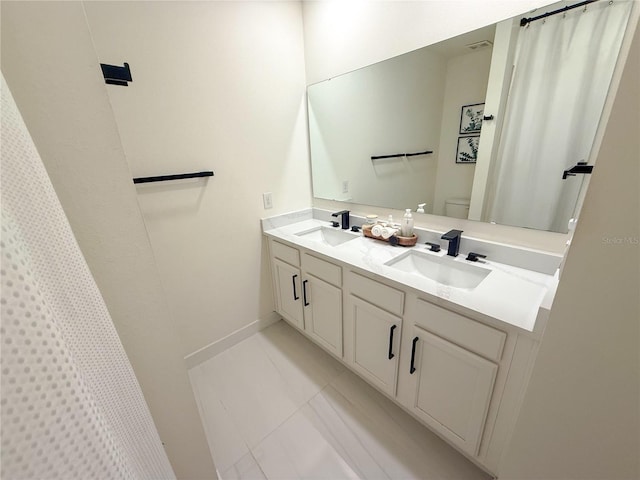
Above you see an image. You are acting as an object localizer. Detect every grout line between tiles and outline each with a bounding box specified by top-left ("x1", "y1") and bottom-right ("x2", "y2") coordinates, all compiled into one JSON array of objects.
[
  {"x1": 205, "y1": 391, "x2": 252, "y2": 471},
  {"x1": 330, "y1": 369, "x2": 414, "y2": 442},
  {"x1": 187, "y1": 369, "x2": 225, "y2": 465},
  {"x1": 248, "y1": 450, "x2": 269, "y2": 480},
  {"x1": 309, "y1": 386, "x2": 391, "y2": 480},
  {"x1": 246, "y1": 398, "x2": 304, "y2": 456},
  {"x1": 254, "y1": 328, "x2": 308, "y2": 404}
]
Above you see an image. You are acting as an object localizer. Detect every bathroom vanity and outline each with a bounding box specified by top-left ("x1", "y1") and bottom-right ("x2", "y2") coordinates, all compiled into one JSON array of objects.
[{"x1": 263, "y1": 209, "x2": 561, "y2": 476}]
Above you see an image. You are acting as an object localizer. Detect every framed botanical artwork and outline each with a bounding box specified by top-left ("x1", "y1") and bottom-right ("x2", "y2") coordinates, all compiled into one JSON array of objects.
[
  {"x1": 459, "y1": 103, "x2": 484, "y2": 134},
  {"x1": 456, "y1": 136, "x2": 479, "y2": 164}
]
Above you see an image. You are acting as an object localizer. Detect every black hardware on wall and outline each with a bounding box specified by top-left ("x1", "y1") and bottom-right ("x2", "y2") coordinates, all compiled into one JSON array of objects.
[
  {"x1": 100, "y1": 62, "x2": 132, "y2": 86},
  {"x1": 483, "y1": 115, "x2": 494, "y2": 121},
  {"x1": 371, "y1": 150, "x2": 433, "y2": 161},
  {"x1": 388, "y1": 325, "x2": 397, "y2": 360},
  {"x1": 132, "y1": 171, "x2": 214, "y2": 184},
  {"x1": 562, "y1": 162, "x2": 594, "y2": 180}
]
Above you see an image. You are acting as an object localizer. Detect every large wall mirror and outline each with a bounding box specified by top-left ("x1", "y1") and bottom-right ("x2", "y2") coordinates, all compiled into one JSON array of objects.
[{"x1": 307, "y1": 0, "x2": 636, "y2": 233}]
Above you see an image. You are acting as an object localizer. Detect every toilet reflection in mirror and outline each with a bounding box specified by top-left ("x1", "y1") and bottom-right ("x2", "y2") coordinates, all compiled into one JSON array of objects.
[{"x1": 445, "y1": 198, "x2": 470, "y2": 220}]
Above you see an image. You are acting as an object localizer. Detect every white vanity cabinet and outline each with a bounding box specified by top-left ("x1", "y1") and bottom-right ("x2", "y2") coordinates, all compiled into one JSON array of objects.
[
  {"x1": 266, "y1": 227, "x2": 545, "y2": 475},
  {"x1": 398, "y1": 298, "x2": 507, "y2": 457},
  {"x1": 271, "y1": 241, "x2": 304, "y2": 329},
  {"x1": 344, "y1": 272, "x2": 405, "y2": 396},
  {"x1": 405, "y1": 327, "x2": 498, "y2": 455},
  {"x1": 300, "y1": 253, "x2": 343, "y2": 357},
  {"x1": 270, "y1": 239, "x2": 343, "y2": 357}
]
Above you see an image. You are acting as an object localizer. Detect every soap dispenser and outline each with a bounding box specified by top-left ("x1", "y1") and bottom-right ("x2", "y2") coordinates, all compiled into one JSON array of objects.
[
  {"x1": 417, "y1": 203, "x2": 425, "y2": 214},
  {"x1": 401, "y1": 209, "x2": 414, "y2": 237}
]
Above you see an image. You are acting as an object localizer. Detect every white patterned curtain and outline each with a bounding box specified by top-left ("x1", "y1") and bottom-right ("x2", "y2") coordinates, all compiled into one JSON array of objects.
[{"x1": 1, "y1": 74, "x2": 176, "y2": 479}]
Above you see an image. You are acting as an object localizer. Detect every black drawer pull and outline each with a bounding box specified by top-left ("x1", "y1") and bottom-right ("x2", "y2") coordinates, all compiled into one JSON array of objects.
[
  {"x1": 388, "y1": 325, "x2": 397, "y2": 360},
  {"x1": 303, "y1": 280, "x2": 309, "y2": 306},
  {"x1": 410, "y1": 336, "x2": 419, "y2": 374},
  {"x1": 292, "y1": 275, "x2": 299, "y2": 301}
]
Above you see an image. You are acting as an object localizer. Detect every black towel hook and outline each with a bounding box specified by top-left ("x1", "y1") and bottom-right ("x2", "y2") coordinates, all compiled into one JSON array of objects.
[{"x1": 101, "y1": 62, "x2": 132, "y2": 86}]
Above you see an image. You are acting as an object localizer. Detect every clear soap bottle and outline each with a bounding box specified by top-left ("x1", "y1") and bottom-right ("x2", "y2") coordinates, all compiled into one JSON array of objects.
[{"x1": 401, "y1": 209, "x2": 414, "y2": 237}]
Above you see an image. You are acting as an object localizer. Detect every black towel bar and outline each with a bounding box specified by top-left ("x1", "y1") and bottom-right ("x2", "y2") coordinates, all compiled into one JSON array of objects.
[
  {"x1": 371, "y1": 150, "x2": 433, "y2": 160},
  {"x1": 133, "y1": 171, "x2": 214, "y2": 184}
]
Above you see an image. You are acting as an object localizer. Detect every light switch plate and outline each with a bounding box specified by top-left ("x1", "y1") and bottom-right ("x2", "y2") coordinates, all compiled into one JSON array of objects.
[{"x1": 263, "y1": 192, "x2": 273, "y2": 209}]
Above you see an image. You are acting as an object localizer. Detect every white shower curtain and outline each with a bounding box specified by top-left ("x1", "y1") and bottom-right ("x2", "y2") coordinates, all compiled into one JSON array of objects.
[
  {"x1": 1, "y1": 75, "x2": 176, "y2": 478},
  {"x1": 489, "y1": 0, "x2": 632, "y2": 232}
]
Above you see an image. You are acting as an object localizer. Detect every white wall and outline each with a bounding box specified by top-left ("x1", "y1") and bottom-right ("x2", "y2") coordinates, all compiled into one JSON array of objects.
[
  {"x1": 0, "y1": 2, "x2": 216, "y2": 478},
  {"x1": 432, "y1": 47, "x2": 492, "y2": 215},
  {"x1": 499, "y1": 20, "x2": 639, "y2": 479},
  {"x1": 309, "y1": 46, "x2": 447, "y2": 211},
  {"x1": 302, "y1": 0, "x2": 556, "y2": 85},
  {"x1": 82, "y1": 1, "x2": 311, "y2": 356}
]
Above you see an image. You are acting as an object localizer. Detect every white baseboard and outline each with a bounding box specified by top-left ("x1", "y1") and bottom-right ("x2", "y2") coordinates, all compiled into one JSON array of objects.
[{"x1": 184, "y1": 312, "x2": 282, "y2": 369}]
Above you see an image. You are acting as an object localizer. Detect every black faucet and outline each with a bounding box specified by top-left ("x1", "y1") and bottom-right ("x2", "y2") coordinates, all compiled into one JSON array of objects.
[
  {"x1": 331, "y1": 210, "x2": 350, "y2": 230},
  {"x1": 441, "y1": 229, "x2": 463, "y2": 257}
]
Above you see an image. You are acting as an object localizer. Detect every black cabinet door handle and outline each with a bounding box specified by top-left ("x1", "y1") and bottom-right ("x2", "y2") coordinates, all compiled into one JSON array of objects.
[
  {"x1": 303, "y1": 280, "x2": 309, "y2": 306},
  {"x1": 388, "y1": 325, "x2": 397, "y2": 360},
  {"x1": 410, "y1": 336, "x2": 419, "y2": 374},
  {"x1": 292, "y1": 275, "x2": 299, "y2": 301}
]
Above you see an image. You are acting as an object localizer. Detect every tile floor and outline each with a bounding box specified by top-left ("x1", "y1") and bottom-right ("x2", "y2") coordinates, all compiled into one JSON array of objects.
[{"x1": 189, "y1": 320, "x2": 491, "y2": 480}]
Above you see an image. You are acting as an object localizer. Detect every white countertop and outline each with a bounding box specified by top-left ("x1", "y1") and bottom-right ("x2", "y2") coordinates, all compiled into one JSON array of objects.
[{"x1": 263, "y1": 217, "x2": 559, "y2": 335}]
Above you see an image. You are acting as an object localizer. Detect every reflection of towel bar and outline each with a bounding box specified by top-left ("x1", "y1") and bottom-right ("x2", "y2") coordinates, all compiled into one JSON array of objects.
[
  {"x1": 371, "y1": 150, "x2": 433, "y2": 160},
  {"x1": 133, "y1": 171, "x2": 214, "y2": 184}
]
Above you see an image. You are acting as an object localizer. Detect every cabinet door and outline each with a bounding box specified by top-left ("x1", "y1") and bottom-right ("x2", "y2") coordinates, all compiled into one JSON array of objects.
[
  {"x1": 345, "y1": 295, "x2": 401, "y2": 396},
  {"x1": 408, "y1": 326, "x2": 497, "y2": 456},
  {"x1": 303, "y1": 274, "x2": 342, "y2": 357},
  {"x1": 273, "y1": 258, "x2": 304, "y2": 330}
]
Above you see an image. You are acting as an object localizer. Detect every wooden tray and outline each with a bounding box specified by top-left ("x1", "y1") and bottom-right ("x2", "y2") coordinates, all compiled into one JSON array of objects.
[{"x1": 362, "y1": 224, "x2": 417, "y2": 247}]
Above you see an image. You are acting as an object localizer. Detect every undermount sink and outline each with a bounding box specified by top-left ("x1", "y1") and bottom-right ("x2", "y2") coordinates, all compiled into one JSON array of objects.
[
  {"x1": 295, "y1": 226, "x2": 359, "y2": 247},
  {"x1": 385, "y1": 250, "x2": 490, "y2": 289}
]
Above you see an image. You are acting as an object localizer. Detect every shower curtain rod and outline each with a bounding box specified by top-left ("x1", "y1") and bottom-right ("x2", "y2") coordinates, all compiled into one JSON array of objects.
[{"x1": 520, "y1": 0, "x2": 599, "y2": 27}]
